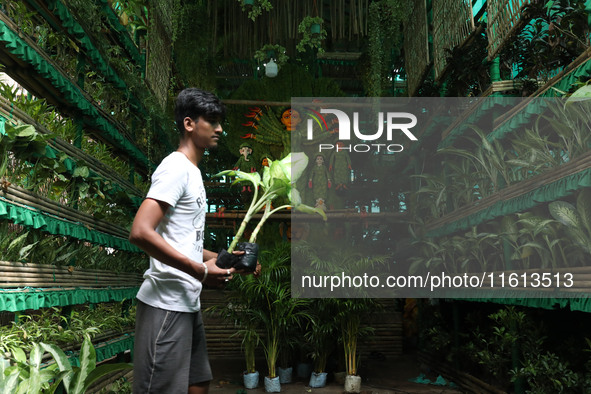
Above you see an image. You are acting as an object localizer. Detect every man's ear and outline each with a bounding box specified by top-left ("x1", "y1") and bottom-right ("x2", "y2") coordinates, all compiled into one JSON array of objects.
[{"x1": 184, "y1": 117, "x2": 195, "y2": 133}]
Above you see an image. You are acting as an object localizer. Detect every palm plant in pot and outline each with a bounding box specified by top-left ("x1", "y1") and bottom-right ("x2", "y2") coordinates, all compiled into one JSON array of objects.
[
  {"x1": 226, "y1": 302, "x2": 262, "y2": 388},
  {"x1": 209, "y1": 281, "x2": 261, "y2": 388},
  {"x1": 240, "y1": 327, "x2": 261, "y2": 389},
  {"x1": 336, "y1": 299, "x2": 378, "y2": 393},
  {"x1": 305, "y1": 299, "x2": 338, "y2": 388},
  {"x1": 238, "y1": 243, "x2": 312, "y2": 392}
]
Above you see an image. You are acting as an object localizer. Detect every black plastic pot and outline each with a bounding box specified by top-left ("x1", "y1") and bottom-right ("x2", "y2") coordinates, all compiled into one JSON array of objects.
[{"x1": 216, "y1": 242, "x2": 259, "y2": 273}]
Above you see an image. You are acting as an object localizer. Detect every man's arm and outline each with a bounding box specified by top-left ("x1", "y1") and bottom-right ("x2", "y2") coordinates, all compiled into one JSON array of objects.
[{"x1": 129, "y1": 198, "x2": 234, "y2": 284}]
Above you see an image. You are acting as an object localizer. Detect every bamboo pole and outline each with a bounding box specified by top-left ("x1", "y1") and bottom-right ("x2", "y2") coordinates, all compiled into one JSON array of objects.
[
  {"x1": 1, "y1": 184, "x2": 130, "y2": 238},
  {"x1": 0, "y1": 261, "x2": 142, "y2": 276},
  {"x1": 0, "y1": 262, "x2": 142, "y2": 278}
]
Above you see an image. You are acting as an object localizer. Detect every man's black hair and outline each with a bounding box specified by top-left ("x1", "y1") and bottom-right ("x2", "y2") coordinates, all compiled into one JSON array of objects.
[{"x1": 174, "y1": 88, "x2": 226, "y2": 134}]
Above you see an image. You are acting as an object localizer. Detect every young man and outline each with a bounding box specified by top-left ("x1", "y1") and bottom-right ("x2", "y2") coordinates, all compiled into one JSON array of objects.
[{"x1": 130, "y1": 88, "x2": 254, "y2": 394}]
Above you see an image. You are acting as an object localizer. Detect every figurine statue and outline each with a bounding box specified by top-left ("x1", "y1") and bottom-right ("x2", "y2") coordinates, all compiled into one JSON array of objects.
[
  {"x1": 329, "y1": 141, "x2": 352, "y2": 191},
  {"x1": 308, "y1": 153, "x2": 331, "y2": 208}
]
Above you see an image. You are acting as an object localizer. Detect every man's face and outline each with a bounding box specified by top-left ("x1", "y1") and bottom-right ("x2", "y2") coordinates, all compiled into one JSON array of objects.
[{"x1": 188, "y1": 116, "x2": 223, "y2": 150}]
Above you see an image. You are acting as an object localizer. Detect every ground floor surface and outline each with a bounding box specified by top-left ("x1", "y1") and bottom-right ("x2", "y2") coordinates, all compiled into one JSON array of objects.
[{"x1": 208, "y1": 353, "x2": 465, "y2": 394}]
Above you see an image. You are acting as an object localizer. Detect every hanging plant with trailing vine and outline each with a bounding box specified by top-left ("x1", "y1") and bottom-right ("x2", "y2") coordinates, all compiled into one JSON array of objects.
[
  {"x1": 296, "y1": 16, "x2": 327, "y2": 54},
  {"x1": 362, "y1": 0, "x2": 408, "y2": 96}
]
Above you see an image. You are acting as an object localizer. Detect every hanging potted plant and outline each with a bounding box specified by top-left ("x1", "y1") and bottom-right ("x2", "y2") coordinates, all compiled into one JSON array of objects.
[
  {"x1": 237, "y1": 0, "x2": 273, "y2": 21},
  {"x1": 254, "y1": 44, "x2": 289, "y2": 78},
  {"x1": 254, "y1": 44, "x2": 289, "y2": 66},
  {"x1": 296, "y1": 16, "x2": 327, "y2": 54}
]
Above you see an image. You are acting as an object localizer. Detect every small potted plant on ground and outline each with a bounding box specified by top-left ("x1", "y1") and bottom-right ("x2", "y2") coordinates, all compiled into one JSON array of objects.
[
  {"x1": 336, "y1": 299, "x2": 378, "y2": 393},
  {"x1": 235, "y1": 243, "x2": 311, "y2": 392},
  {"x1": 241, "y1": 327, "x2": 260, "y2": 389},
  {"x1": 306, "y1": 299, "x2": 338, "y2": 388}
]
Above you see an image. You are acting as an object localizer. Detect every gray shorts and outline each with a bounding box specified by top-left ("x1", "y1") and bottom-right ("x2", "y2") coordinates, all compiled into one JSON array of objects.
[{"x1": 133, "y1": 300, "x2": 212, "y2": 394}]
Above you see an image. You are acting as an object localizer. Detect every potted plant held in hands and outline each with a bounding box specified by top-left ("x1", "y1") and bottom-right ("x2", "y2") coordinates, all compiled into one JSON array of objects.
[{"x1": 214, "y1": 152, "x2": 326, "y2": 271}]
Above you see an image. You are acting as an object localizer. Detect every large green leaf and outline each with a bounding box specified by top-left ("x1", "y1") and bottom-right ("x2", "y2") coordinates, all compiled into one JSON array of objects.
[
  {"x1": 40, "y1": 343, "x2": 73, "y2": 390},
  {"x1": 27, "y1": 344, "x2": 43, "y2": 394},
  {"x1": 82, "y1": 363, "x2": 133, "y2": 392},
  {"x1": 566, "y1": 84, "x2": 591, "y2": 105},
  {"x1": 9, "y1": 347, "x2": 27, "y2": 364},
  {"x1": 11, "y1": 124, "x2": 36, "y2": 139},
  {"x1": 214, "y1": 169, "x2": 262, "y2": 188},
  {"x1": 576, "y1": 189, "x2": 591, "y2": 237},
  {"x1": 72, "y1": 166, "x2": 90, "y2": 178},
  {"x1": 70, "y1": 335, "x2": 96, "y2": 394},
  {"x1": 549, "y1": 201, "x2": 582, "y2": 229},
  {"x1": 0, "y1": 367, "x2": 19, "y2": 394}
]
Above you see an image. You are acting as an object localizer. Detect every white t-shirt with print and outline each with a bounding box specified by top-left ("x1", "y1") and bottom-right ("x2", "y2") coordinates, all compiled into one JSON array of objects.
[{"x1": 136, "y1": 151, "x2": 207, "y2": 312}]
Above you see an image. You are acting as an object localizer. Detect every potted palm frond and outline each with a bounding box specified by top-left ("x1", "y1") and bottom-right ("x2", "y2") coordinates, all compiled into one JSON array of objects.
[
  {"x1": 208, "y1": 283, "x2": 261, "y2": 389},
  {"x1": 305, "y1": 299, "x2": 338, "y2": 388},
  {"x1": 236, "y1": 243, "x2": 312, "y2": 392},
  {"x1": 336, "y1": 299, "x2": 378, "y2": 393},
  {"x1": 241, "y1": 327, "x2": 260, "y2": 389}
]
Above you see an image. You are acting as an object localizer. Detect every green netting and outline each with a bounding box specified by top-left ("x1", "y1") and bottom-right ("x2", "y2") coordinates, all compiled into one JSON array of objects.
[
  {"x1": 0, "y1": 287, "x2": 139, "y2": 312},
  {"x1": 426, "y1": 166, "x2": 591, "y2": 237},
  {"x1": 0, "y1": 198, "x2": 142, "y2": 253},
  {"x1": 67, "y1": 333, "x2": 134, "y2": 367},
  {"x1": 96, "y1": 0, "x2": 145, "y2": 67},
  {"x1": 47, "y1": 0, "x2": 126, "y2": 90},
  {"x1": 0, "y1": 20, "x2": 153, "y2": 170},
  {"x1": 438, "y1": 99, "x2": 515, "y2": 149},
  {"x1": 483, "y1": 58, "x2": 591, "y2": 143}
]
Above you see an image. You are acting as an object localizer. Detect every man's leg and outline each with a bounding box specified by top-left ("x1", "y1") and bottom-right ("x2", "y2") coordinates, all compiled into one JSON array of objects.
[
  {"x1": 188, "y1": 311, "x2": 213, "y2": 393},
  {"x1": 133, "y1": 301, "x2": 193, "y2": 394},
  {"x1": 188, "y1": 381, "x2": 209, "y2": 394}
]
